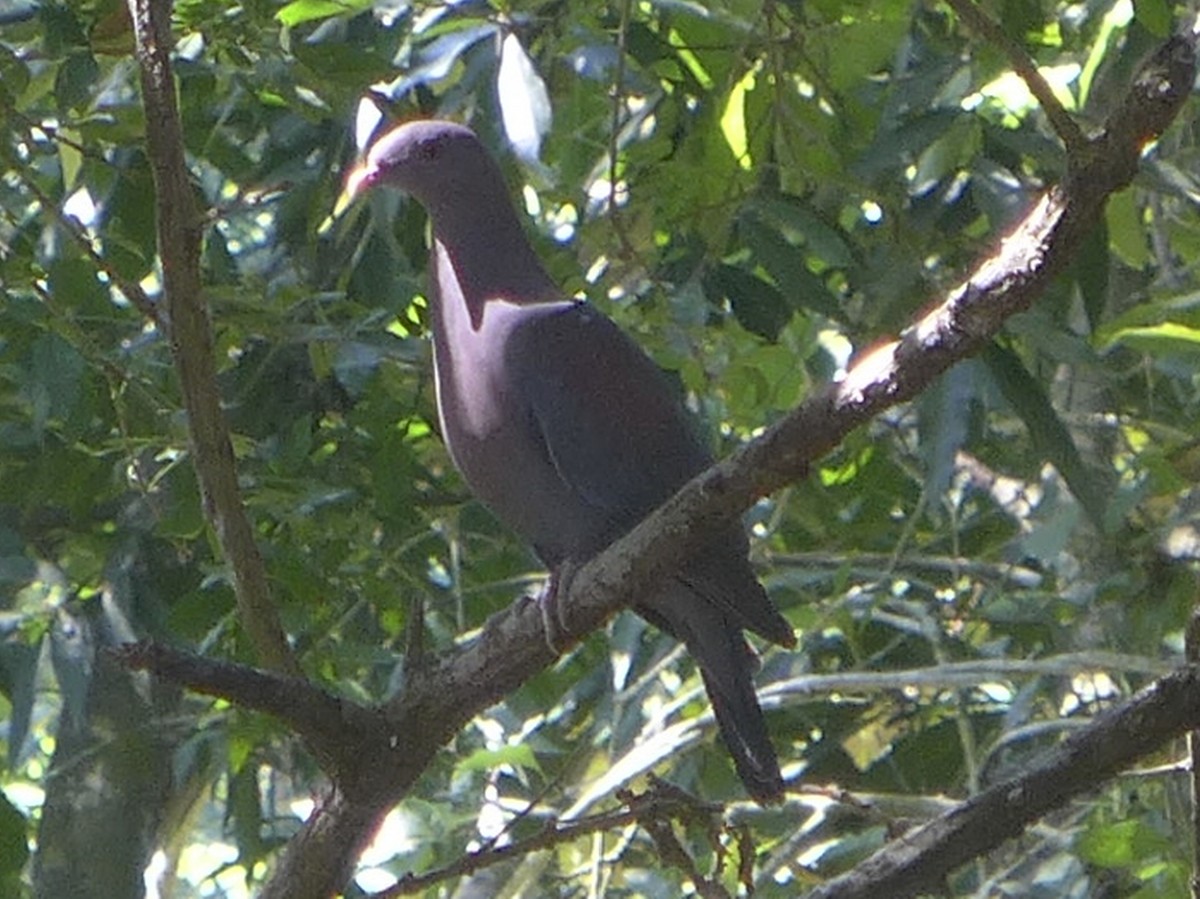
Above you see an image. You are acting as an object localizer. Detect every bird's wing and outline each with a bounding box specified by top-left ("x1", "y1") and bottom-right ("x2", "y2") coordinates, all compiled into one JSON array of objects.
[
  {"x1": 508, "y1": 302, "x2": 794, "y2": 646},
  {"x1": 507, "y1": 301, "x2": 711, "y2": 538}
]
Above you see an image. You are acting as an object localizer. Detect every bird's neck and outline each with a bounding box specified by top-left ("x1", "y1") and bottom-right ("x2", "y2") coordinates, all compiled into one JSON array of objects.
[{"x1": 426, "y1": 191, "x2": 559, "y2": 312}]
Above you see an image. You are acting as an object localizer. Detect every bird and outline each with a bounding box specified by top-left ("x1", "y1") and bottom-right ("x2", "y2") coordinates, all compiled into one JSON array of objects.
[{"x1": 339, "y1": 119, "x2": 795, "y2": 803}]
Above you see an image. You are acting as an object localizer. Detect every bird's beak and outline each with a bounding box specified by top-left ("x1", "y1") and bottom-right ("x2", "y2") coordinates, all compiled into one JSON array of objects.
[
  {"x1": 332, "y1": 160, "x2": 373, "y2": 218},
  {"x1": 320, "y1": 159, "x2": 373, "y2": 235}
]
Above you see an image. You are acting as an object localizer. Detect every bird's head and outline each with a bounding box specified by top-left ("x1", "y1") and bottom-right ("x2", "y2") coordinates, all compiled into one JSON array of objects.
[{"x1": 336, "y1": 119, "x2": 497, "y2": 216}]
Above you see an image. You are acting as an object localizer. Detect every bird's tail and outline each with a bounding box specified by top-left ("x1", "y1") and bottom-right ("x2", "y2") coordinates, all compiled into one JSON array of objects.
[
  {"x1": 696, "y1": 639, "x2": 785, "y2": 804},
  {"x1": 664, "y1": 588, "x2": 785, "y2": 804}
]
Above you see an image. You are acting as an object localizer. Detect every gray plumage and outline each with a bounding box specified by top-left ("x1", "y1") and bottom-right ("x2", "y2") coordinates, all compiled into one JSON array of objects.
[{"x1": 346, "y1": 120, "x2": 794, "y2": 802}]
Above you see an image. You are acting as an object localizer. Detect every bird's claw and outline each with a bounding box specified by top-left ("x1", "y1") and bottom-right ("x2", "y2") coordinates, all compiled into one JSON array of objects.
[{"x1": 538, "y1": 560, "x2": 579, "y2": 656}]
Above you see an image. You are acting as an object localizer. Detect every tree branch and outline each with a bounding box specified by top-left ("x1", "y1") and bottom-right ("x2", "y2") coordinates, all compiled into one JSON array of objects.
[
  {"x1": 111, "y1": 642, "x2": 382, "y2": 779},
  {"x1": 126, "y1": 0, "x2": 298, "y2": 676},
  {"x1": 379, "y1": 783, "x2": 723, "y2": 897},
  {"x1": 945, "y1": 0, "x2": 1087, "y2": 153},
  {"x1": 807, "y1": 663, "x2": 1200, "y2": 898}
]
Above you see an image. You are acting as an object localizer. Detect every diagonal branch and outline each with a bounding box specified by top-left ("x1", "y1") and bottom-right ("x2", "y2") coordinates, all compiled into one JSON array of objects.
[
  {"x1": 126, "y1": 0, "x2": 298, "y2": 676},
  {"x1": 945, "y1": 0, "x2": 1087, "y2": 153},
  {"x1": 807, "y1": 663, "x2": 1200, "y2": 898}
]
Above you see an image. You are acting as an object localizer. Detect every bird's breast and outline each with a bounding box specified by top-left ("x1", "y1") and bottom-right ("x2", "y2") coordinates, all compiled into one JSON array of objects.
[
  {"x1": 432, "y1": 297, "x2": 550, "y2": 440},
  {"x1": 431, "y1": 297, "x2": 584, "y2": 555}
]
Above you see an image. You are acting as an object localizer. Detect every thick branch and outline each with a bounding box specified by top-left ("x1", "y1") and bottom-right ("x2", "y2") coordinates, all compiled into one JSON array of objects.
[
  {"x1": 112, "y1": 643, "x2": 385, "y2": 777},
  {"x1": 260, "y1": 789, "x2": 387, "y2": 899},
  {"x1": 126, "y1": 0, "x2": 297, "y2": 675}
]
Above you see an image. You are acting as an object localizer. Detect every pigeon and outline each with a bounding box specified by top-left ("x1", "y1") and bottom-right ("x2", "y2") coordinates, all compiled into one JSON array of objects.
[{"x1": 340, "y1": 120, "x2": 794, "y2": 802}]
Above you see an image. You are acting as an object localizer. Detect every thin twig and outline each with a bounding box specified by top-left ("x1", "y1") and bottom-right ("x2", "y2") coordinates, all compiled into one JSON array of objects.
[
  {"x1": 378, "y1": 784, "x2": 722, "y2": 896},
  {"x1": 946, "y1": 0, "x2": 1087, "y2": 153},
  {"x1": 9, "y1": 152, "x2": 162, "y2": 325},
  {"x1": 606, "y1": 0, "x2": 640, "y2": 267}
]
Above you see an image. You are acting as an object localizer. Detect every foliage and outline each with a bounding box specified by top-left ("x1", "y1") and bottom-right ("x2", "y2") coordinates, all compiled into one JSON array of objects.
[{"x1": 0, "y1": 0, "x2": 1198, "y2": 895}]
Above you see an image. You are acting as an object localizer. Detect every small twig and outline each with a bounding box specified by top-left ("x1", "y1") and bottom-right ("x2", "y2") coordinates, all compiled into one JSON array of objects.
[
  {"x1": 0, "y1": 94, "x2": 113, "y2": 165},
  {"x1": 945, "y1": 0, "x2": 1087, "y2": 153},
  {"x1": 643, "y1": 817, "x2": 731, "y2": 899},
  {"x1": 606, "y1": 0, "x2": 642, "y2": 267},
  {"x1": 763, "y1": 653, "x2": 1174, "y2": 705},
  {"x1": 377, "y1": 783, "x2": 722, "y2": 897},
  {"x1": 766, "y1": 550, "x2": 1042, "y2": 587},
  {"x1": 203, "y1": 182, "x2": 291, "y2": 223},
  {"x1": 9, "y1": 153, "x2": 162, "y2": 325}
]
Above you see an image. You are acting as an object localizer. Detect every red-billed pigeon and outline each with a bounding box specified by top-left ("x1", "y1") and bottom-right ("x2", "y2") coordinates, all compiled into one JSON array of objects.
[{"x1": 340, "y1": 120, "x2": 795, "y2": 803}]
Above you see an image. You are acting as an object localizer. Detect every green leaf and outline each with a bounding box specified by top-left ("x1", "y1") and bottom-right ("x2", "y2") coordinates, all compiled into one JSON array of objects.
[
  {"x1": 1106, "y1": 189, "x2": 1149, "y2": 267},
  {"x1": 822, "y1": 13, "x2": 909, "y2": 93},
  {"x1": 1093, "y1": 290, "x2": 1200, "y2": 345},
  {"x1": 855, "y1": 110, "x2": 961, "y2": 180},
  {"x1": 0, "y1": 792, "x2": 29, "y2": 879},
  {"x1": 1077, "y1": 819, "x2": 1143, "y2": 868},
  {"x1": 275, "y1": 0, "x2": 372, "y2": 28},
  {"x1": 739, "y1": 213, "x2": 843, "y2": 319},
  {"x1": 999, "y1": 0, "x2": 1042, "y2": 41},
  {"x1": 1102, "y1": 322, "x2": 1200, "y2": 358},
  {"x1": 24, "y1": 333, "x2": 86, "y2": 438},
  {"x1": 54, "y1": 51, "x2": 98, "y2": 111},
  {"x1": 104, "y1": 156, "x2": 158, "y2": 277},
  {"x1": 917, "y1": 365, "x2": 976, "y2": 498},
  {"x1": 47, "y1": 258, "x2": 111, "y2": 318},
  {"x1": 156, "y1": 464, "x2": 206, "y2": 539},
  {"x1": 720, "y1": 64, "x2": 756, "y2": 169},
  {"x1": 1074, "y1": 219, "x2": 1109, "y2": 333},
  {"x1": 454, "y1": 744, "x2": 541, "y2": 775},
  {"x1": 0, "y1": 44, "x2": 30, "y2": 102},
  {"x1": 749, "y1": 197, "x2": 853, "y2": 269},
  {"x1": 39, "y1": 4, "x2": 89, "y2": 54},
  {"x1": 911, "y1": 119, "x2": 981, "y2": 194},
  {"x1": 228, "y1": 762, "x2": 265, "y2": 863},
  {"x1": 705, "y1": 264, "x2": 792, "y2": 341},
  {"x1": 983, "y1": 342, "x2": 1108, "y2": 528},
  {"x1": 1133, "y1": 0, "x2": 1172, "y2": 37}
]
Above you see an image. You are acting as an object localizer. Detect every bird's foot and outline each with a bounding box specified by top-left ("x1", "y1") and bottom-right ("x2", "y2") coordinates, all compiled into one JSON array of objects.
[{"x1": 537, "y1": 560, "x2": 579, "y2": 656}]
